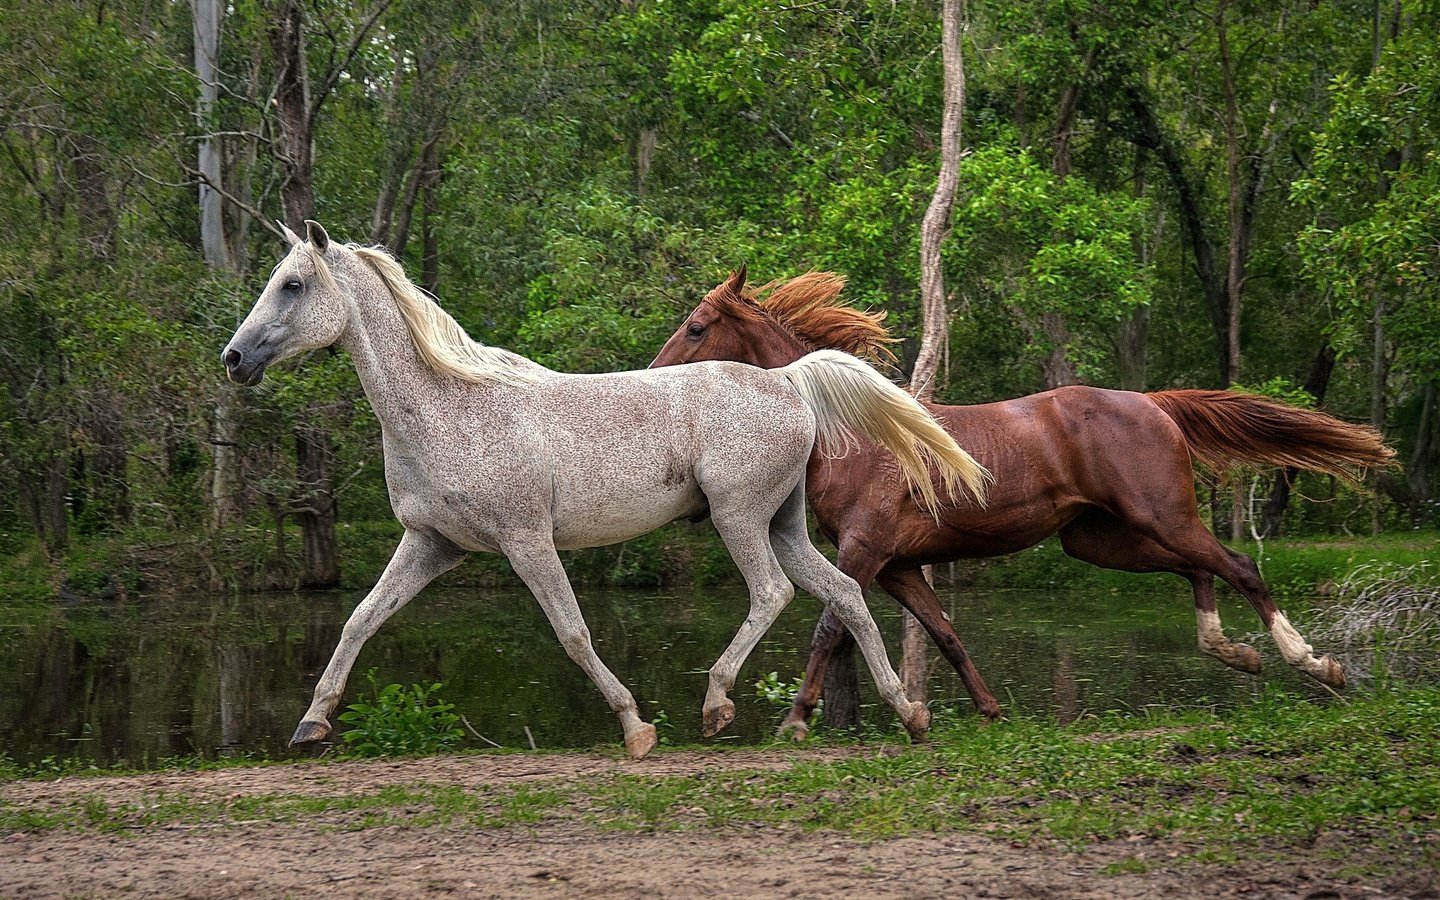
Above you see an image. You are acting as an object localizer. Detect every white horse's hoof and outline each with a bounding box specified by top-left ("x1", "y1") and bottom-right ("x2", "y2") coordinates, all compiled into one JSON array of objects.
[{"x1": 625, "y1": 724, "x2": 658, "y2": 760}]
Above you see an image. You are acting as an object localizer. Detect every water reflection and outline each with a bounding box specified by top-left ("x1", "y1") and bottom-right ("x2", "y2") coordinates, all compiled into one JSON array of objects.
[{"x1": 0, "y1": 583, "x2": 1402, "y2": 768}]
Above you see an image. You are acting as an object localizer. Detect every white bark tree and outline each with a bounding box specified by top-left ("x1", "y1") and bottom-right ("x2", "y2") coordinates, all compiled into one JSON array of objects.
[{"x1": 905, "y1": 0, "x2": 967, "y2": 704}]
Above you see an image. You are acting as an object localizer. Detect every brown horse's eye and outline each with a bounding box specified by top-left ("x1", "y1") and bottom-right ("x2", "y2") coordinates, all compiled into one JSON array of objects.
[{"x1": 686, "y1": 322, "x2": 705, "y2": 338}]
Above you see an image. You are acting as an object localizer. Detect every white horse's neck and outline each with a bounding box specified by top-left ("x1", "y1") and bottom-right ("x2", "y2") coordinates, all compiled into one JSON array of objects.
[{"x1": 334, "y1": 263, "x2": 490, "y2": 449}]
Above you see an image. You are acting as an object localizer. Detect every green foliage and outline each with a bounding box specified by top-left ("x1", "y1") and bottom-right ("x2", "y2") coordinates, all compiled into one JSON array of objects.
[
  {"x1": 1234, "y1": 377, "x2": 1317, "y2": 410},
  {"x1": 1, "y1": 0, "x2": 1437, "y2": 588},
  {"x1": 949, "y1": 144, "x2": 1153, "y2": 380},
  {"x1": 1294, "y1": 13, "x2": 1440, "y2": 380},
  {"x1": 753, "y1": 670, "x2": 805, "y2": 708},
  {"x1": 336, "y1": 669, "x2": 465, "y2": 758}
]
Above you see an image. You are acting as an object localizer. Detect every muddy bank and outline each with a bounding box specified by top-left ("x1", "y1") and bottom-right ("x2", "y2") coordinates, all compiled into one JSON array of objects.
[{"x1": 2, "y1": 749, "x2": 1434, "y2": 899}]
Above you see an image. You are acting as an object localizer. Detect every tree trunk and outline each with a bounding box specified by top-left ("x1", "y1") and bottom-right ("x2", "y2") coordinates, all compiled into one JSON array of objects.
[
  {"x1": 1217, "y1": 4, "x2": 1282, "y2": 538},
  {"x1": 369, "y1": 44, "x2": 413, "y2": 246},
  {"x1": 632, "y1": 124, "x2": 658, "y2": 196},
  {"x1": 825, "y1": 0, "x2": 966, "y2": 719},
  {"x1": 1407, "y1": 381, "x2": 1435, "y2": 518},
  {"x1": 1218, "y1": 6, "x2": 1244, "y2": 390},
  {"x1": 211, "y1": 381, "x2": 243, "y2": 529},
  {"x1": 420, "y1": 142, "x2": 441, "y2": 295},
  {"x1": 90, "y1": 404, "x2": 131, "y2": 527},
  {"x1": 820, "y1": 640, "x2": 860, "y2": 730},
  {"x1": 1050, "y1": 41, "x2": 1097, "y2": 180},
  {"x1": 1371, "y1": 294, "x2": 1389, "y2": 535},
  {"x1": 1117, "y1": 151, "x2": 1159, "y2": 391},
  {"x1": 1039, "y1": 312, "x2": 1078, "y2": 389},
  {"x1": 913, "y1": 0, "x2": 965, "y2": 402},
  {"x1": 904, "y1": 0, "x2": 967, "y2": 706},
  {"x1": 267, "y1": 0, "x2": 339, "y2": 584},
  {"x1": 269, "y1": 0, "x2": 315, "y2": 225},
  {"x1": 1260, "y1": 342, "x2": 1335, "y2": 537},
  {"x1": 295, "y1": 428, "x2": 340, "y2": 588},
  {"x1": 45, "y1": 453, "x2": 69, "y2": 554},
  {"x1": 192, "y1": 0, "x2": 245, "y2": 528},
  {"x1": 1125, "y1": 87, "x2": 1228, "y2": 386},
  {"x1": 193, "y1": 0, "x2": 232, "y2": 271},
  {"x1": 900, "y1": 569, "x2": 935, "y2": 703}
]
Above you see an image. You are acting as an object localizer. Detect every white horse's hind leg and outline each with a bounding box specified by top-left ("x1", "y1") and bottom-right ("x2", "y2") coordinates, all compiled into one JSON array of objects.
[
  {"x1": 702, "y1": 510, "x2": 795, "y2": 736},
  {"x1": 769, "y1": 485, "x2": 930, "y2": 741},
  {"x1": 502, "y1": 533, "x2": 656, "y2": 760},
  {"x1": 293, "y1": 529, "x2": 466, "y2": 745}
]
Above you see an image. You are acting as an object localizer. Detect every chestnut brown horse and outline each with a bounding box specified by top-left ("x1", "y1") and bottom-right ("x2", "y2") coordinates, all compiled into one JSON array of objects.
[{"x1": 651, "y1": 270, "x2": 1395, "y2": 735}]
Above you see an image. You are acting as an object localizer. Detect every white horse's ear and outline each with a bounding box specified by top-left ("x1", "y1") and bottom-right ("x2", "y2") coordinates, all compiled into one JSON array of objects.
[
  {"x1": 725, "y1": 263, "x2": 748, "y2": 295},
  {"x1": 304, "y1": 219, "x2": 330, "y2": 254},
  {"x1": 279, "y1": 220, "x2": 303, "y2": 247}
]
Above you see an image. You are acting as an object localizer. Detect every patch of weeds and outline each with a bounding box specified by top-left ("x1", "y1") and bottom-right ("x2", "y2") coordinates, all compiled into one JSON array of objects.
[
  {"x1": 650, "y1": 709, "x2": 674, "y2": 746},
  {"x1": 336, "y1": 669, "x2": 464, "y2": 757},
  {"x1": 0, "y1": 800, "x2": 78, "y2": 832},
  {"x1": 474, "y1": 785, "x2": 570, "y2": 827}
]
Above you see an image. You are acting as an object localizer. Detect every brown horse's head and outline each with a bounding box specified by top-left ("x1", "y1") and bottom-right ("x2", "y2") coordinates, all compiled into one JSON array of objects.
[{"x1": 649, "y1": 268, "x2": 897, "y2": 370}]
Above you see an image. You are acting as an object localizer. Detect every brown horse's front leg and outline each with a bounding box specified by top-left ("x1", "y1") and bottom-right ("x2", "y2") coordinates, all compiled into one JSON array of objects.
[
  {"x1": 778, "y1": 608, "x2": 852, "y2": 740},
  {"x1": 877, "y1": 566, "x2": 1002, "y2": 720}
]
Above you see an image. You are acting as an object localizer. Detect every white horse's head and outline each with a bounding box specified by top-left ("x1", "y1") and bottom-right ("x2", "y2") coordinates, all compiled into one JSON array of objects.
[{"x1": 222, "y1": 220, "x2": 350, "y2": 385}]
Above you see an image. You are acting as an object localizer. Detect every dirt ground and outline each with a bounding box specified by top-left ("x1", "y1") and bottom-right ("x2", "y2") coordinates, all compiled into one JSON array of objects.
[{"x1": 2, "y1": 749, "x2": 1435, "y2": 899}]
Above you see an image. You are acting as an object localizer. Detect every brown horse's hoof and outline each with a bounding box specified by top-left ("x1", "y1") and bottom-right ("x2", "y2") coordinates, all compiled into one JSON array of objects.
[
  {"x1": 776, "y1": 717, "x2": 810, "y2": 742},
  {"x1": 702, "y1": 698, "x2": 736, "y2": 737},
  {"x1": 904, "y1": 702, "x2": 931, "y2": 742},
  {"x1": 976, "y1": 700, "x2": 1004, "y2": 721},
  {"x1": 1316, "y1": 655, "x2": 1347, "y2": 690},
  {"x1": 290, "y1": 718, "x2": 332, "y2": 746},
  {"x1": 625, "y1": 724, "x2": 659, "y2": 760},
  {"x1": 1226, "y1": 642, "x2": 1264, "y2": 675}
]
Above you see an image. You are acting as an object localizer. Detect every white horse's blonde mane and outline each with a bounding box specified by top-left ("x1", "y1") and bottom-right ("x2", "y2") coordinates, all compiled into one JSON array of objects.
[{"x1": 331, "y1": 245, "x2": 541, "y2": 385}]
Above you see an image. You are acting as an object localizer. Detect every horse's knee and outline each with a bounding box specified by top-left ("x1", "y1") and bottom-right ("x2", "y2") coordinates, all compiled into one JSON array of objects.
[
  {"x1": 1226, "y1": 550, "x2": 1267, "y2": 595},
  {"x1": 824, "y1": 590, "x2": 869, "y2": 626},
  {"x1": 557, "y1": 624, "x2": 594, "y2": 658}
]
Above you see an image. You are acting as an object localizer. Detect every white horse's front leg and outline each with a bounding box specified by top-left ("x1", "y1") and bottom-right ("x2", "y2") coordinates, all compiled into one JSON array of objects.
[
  {"x1": 292, "y1": 529, "x2": 466, "y2": 745},
  {"x1": 502, "y1": 533, "x2": 656, "y2": 760}
]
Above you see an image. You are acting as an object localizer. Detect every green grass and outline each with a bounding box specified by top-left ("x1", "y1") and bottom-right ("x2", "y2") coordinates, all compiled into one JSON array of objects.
[{"x1": 5, "y1": 686, "x2": 1437, "y2": 861}]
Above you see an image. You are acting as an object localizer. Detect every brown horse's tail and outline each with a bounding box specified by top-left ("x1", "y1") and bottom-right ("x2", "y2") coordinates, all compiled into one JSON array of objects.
[{"x1": 1146, "y1": 389, "x2": 1395, "y2": 484}]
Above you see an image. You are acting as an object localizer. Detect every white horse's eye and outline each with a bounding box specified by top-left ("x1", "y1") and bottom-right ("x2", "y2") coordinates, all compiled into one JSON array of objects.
[{"x1": 282, "y1": 279, "x2": 303, "y2": 293}]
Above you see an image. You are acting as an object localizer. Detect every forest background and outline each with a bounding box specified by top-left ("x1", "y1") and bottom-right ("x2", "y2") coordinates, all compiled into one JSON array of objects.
[{"x1": 1, "y1": 0, "x2": 1437, "y2": 598}]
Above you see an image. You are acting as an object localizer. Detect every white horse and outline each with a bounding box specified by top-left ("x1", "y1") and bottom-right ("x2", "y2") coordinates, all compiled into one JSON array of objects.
[{"x1": 222, "y1": 220, "x2": 991, "y2": 759}]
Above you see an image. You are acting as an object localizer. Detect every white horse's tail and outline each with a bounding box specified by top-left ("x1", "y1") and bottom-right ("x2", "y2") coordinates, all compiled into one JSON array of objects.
[{"x1": 778, "y1": 349, "x2": 992, "y2": 517}]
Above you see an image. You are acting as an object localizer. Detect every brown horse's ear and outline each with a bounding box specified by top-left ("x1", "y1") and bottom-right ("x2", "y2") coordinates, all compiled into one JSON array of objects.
[
  {"x1": 304, "y1": 219, "x2": 330, "y2": 254},
  {"x1": 279, "y1": 220, "x2": 303, "y2": 247},
  {"x1": 724, "y1": 263, "x2": 748, "y2": 296}
]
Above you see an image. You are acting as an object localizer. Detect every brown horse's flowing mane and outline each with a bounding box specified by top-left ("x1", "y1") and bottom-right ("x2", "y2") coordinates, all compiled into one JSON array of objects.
[{"x1": 707, "y1": 271, "x2": 898, "y2": 364}]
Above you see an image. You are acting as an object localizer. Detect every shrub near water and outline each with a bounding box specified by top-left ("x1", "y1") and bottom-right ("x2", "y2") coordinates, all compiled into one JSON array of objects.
[{"x1": 336, "y1": 669, "x2": 464, "y2": 757}]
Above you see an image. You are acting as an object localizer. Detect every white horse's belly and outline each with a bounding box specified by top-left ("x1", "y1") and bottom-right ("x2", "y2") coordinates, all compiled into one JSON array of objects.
[{"x1": 550, "y1": 481, "x2": 704, "y2": 550}]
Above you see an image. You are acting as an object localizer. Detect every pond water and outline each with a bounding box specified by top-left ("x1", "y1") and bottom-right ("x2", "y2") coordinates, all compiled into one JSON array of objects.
[{"x1": 0, "y1": 579, "x2": 1355, "y2": 768}]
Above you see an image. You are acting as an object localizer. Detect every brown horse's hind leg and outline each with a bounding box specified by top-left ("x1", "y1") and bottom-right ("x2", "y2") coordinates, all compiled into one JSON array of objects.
[
  {"x1": 778, "y1": 608, "x2": 852, "y2": 740},
  {"x1": 1085, "y1": 496, "x2": 1345, "y2": 689},
  {"x1": 1059, "y1": 513, "x2": 1261, "y2": 675},
  {"x1": 876, "y1": 566, "x2": 1002, "y2": 720}
]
